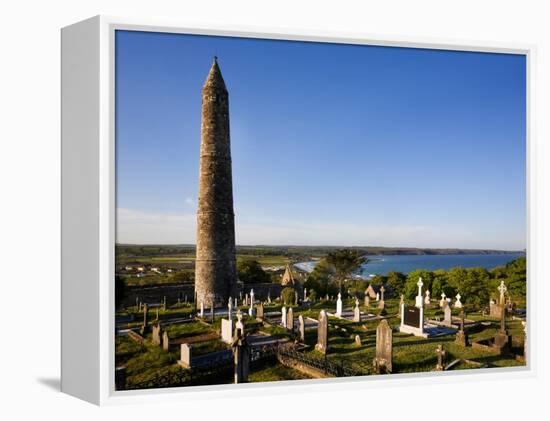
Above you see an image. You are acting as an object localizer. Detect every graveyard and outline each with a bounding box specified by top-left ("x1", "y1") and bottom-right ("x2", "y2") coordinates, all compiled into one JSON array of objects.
[{"x1": 115, "y1": 275, "x2": 526, "y2": 390}]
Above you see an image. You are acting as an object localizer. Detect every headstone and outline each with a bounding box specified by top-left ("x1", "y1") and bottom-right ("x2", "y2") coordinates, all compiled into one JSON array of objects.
[
  {"x1": 378, "y1": 299, "x2": 387, "y2": 316},
  {"x1": 435, "y1": 345, "x2": 446, "y2": 371},
  {"x1": 232, "y1": 330, "x2": 250, "y2": 384},
  {"x1": 162, "y1": 331, "x2": 169, "y2": 351},
  {"x1": 375, "y1": 292, "x2": 380, "y2": 301},
  {"x1": 424, "y1": 290, "x2": 431, "y2": 305},
  {"x1": 248, "y1": 289, "x2": 255, "y2": 317},
  {"x1": 287, "y1": 307, "x2": 294, "y2": 332},
  {"x1": 221, "y1": 318, "x2": 234, "y2": 344},
  {"x1": 498, "y1": 280, "x2": 507, "y2": 306},
  {"x1": 364, "y1": 294, "x2": 370, "y2": 307},
  {"x1": 355, "y1": 335, "x2": 362, "y2": 346},
  {"x1": 298, "y1": 315, "x2": 305, "y2": 342},
  {"x1": 267, "y1": 291, "x2": 271, "y2": 304},
  {"x1": 234, "y1": 297, "x2": 237, "y2": 308},
  {"x1": 443, "y1": 304, "x2": 452, "y2": 327},
  {"x1": 454, "y1": 293, "x2": 463, "y2": 308},
  {"x1": 155, "y1": 307, "x2": 159, "y2": 320},
  {"x1": 440, "y1": 292, "x2": 447, "y2": 308},
  {"x1": 315, "y1": 310, "x2": 328, "y2": 354},
  {"x1": 152, "y1": 322, "x2": 162, "y2": 346},
  {"x1": 373, "y1": 319, "x2": 393, "y2": 373},
  {"x1": 162, "y1": 296, "x2": 167, "y2": 311},
  {"x1": 415, "y1": 277, "x2": 424, "y2": 308},
  {"x1": 493, "y1": 297, "x2": 511, "y2": 352},
  {"x1": 199, "y1": 301, "x2": 204, "y2": 318},
  {"x1": 228, "y1": 297, "x2": 233, "y2": 319},
  {"x1": 353, "y1": 298, "x2": 361, "y2": 322},
  {"x1": 210, "y1": 300, "x2": 215, "y2": 323},
  {"x1": 304, "y1": 288, "x2": 308, "y2": 301},
  {"x1": 140, "y1": 303, "x2": 149, "y2": 334},
  {"x1": 281, "y1": 306, "x2": 287, "y2": 328},
  {"x1": 336, "y1": 293, "x2": 343, "y2": 317},
  {"x1": 256, "y1": 302, "x2": 264, "y2": 321},
  {"x1": 294, "y1": 290, "x2": 299, "y2": 305},
  {"x1": 235, "y1": 310, "x2": 244, "y2": 336},
  {"x1": 455, "y1": 310, "x2": 468, "y2": 346},
  {"x1": 400, "y1": 302, "x2": 426, "y2": 337},
  {"x1": 178, "y1": 344, "x2": 192, "y2": 368}
]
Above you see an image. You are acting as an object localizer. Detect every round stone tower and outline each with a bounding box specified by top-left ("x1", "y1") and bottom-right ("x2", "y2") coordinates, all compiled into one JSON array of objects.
[{"x1": 194, "y1": 58, "x2": 238, "y2": 306}]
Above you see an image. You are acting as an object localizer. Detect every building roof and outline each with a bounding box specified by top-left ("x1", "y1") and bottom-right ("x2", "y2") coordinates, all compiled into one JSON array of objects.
[{"x1": 281, "y1": 264, "x2": 296, "y2": 287}]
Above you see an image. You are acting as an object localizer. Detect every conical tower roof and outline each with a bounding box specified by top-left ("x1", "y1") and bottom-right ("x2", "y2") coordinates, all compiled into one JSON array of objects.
[
  {"x1": 281, "y1": 264, "x2": 295, "y2": 287},
  {"x1": 203, "y1": 57, "x2": 227, "y2": 91}
]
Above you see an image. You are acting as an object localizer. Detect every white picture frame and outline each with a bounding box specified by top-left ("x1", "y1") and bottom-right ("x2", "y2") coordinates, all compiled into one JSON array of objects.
[{"x1": 61, "y1": 15, "x2": 535, "y2": 406}]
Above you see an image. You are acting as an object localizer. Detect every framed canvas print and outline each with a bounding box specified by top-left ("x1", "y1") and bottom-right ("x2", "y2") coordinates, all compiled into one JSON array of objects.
[{"x1": 61, "y1": 16, "x2": 533, "y2": 405}]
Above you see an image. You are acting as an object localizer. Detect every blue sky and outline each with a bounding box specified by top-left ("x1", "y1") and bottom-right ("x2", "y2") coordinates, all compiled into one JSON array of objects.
[{"x1": 115, "y1": 30, "x2": 526, "y2": 250}]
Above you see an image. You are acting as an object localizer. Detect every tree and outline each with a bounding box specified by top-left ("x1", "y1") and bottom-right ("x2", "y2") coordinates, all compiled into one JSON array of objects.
[
  {"x1": 404, "y1": 270, "x2": 435, "y2": 299},
  {"x1": 237, "y1": 259, "x2": 270, "y2": 284},
  {"x1": 386, "y1": 271, "x2": 406, "y2": 295},
  {"x1": 171, "y1": 271, "x2": 194, "y2": 284},
  {"x1": 325, "y1": 249, "x2": 367, "y2": 293}
]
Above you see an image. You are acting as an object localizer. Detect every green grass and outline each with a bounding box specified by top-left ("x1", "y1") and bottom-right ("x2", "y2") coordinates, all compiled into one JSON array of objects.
[{"x1": 249, "y1": 361, "x2": 313, "y2": 382}]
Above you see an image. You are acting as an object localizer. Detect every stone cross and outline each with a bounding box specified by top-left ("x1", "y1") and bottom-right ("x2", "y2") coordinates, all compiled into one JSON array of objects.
[
  {"x1": 424, "y1": 290, "x2": 431, "y2": 305},
  {"x1": 281, "y1": 306, "x2": 287, "y2": 328},
  {"x1": 400, "y1": 294, "x2": 404, "y2": 306},
  {"x1": 498, "y1": 281, "x2": 507, "y2": 306},
  {"x1": 380, "y1": 286, "x2": 385, "y2": 301},
  {"x1": 373, "y1": 319, "x2": 393, "y2": 373},
  {"x1": 232, "y1": 330, "x2": 250, "y2": 384},
  {"x1": 459, "y1": 310, "x2": 465, "y2": 332},
  {"x1": 454, "y1": 293, "x2": 463, "y2": 308},
  {"x1": 435, "y1": 345, "x2": 446, "y2": 371},
  {"x1": 415, "y1": 278, "x2": 424, "y2": 308},
  {"x1": 298, "y1": 314, "x2": 305, "y2": 342},
  {"x1": 315, "y1": 310, "x2": 328, "y2": 354},
  {"x1": 455, "y1": 310, "x2": 468, "y2": 346},
  {"x1": 440, "y1": 292, "x2": 446, "y2": 308},
  {"x1": 336, "y1": 293, "x2": 343, "y2": 317}
]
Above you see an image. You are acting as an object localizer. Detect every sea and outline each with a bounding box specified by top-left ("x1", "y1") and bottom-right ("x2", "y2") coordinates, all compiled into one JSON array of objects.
[{"x1": 294, "y1": 253, "x2": 525, "y2": 278}]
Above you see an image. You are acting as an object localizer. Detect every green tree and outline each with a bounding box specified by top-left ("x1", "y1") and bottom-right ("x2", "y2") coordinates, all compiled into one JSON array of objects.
[
  {"x1": 404, "y1": 270, "x2": 434, "y2": 299},
  {"x1": 386, "y1": 271, "x2": 406, "y2": 295},
  {"x1": 237, "y1": 260, "x2": 271, "y2": 284},
  {"x1": 281, "y1": 287, "x2": 296, "y2": 305},
  {"x1": 325, "y1": 249, "x2": 367, "y2": 293},
  {"x1": 171, "y1": 271, "x2": 194, "y2": 284}
]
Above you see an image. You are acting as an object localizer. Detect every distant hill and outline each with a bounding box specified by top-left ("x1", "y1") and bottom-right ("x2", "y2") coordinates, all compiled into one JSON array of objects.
[{"x1": 116, "y1": 243, "x2": 523, "y2": 259}]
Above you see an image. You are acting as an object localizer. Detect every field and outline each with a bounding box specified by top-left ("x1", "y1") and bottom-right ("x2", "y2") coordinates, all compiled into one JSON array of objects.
[{"x1": 115, "y1": 295, "x2": 525, "y2": 389}]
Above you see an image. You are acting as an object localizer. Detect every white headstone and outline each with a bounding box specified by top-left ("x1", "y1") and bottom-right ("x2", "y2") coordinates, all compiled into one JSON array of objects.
[
  {"x1": 228, "y1": 297, "x2": 233, "y2": 319},
  {"x1": 440, "y1": 292, "x2": 446, "y2": 308},
  {"x1": 336, "y1": 293, "x2": 343, "y2": 317},
  {"x1": 199, "y1": 301, "x2": 204, "y2": 317},
  {"x1": 415, "y1": 277, "x2": 424, "y2": 308},
  {"x1": 221, "y1": 318, "x2": 234, "y2": 344},
  {"x1": 454, "y1": 294, "x2": 463, "y2": 308},
  {"x1": 424, "y1": 290, "x2": 431, "y2": 305},
  {"x1": 281, "y1": 306, "x2": 287, "y2": 328},
  {"x1": 235, "y1": 310, "x2": 244, "y2": 336}
]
